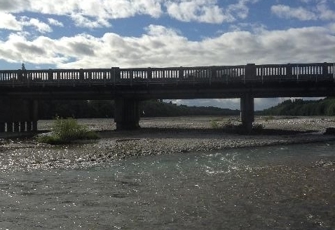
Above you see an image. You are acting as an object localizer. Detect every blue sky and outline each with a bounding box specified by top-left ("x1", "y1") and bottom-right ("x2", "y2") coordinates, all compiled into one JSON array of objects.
[{"x1": 0, "y1": 0, "x2": 335, "y2": 109}]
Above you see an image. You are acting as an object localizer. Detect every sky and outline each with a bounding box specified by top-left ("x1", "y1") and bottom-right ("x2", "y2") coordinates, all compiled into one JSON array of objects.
[{"x1": 0, "y1": 0, "x2": 335, "y2": 110}]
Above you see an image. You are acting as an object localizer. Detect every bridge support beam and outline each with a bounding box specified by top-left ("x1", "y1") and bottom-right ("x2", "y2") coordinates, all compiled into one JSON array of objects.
[
  {"x1": 240, "y1": 94, "x2": 254, "y2": 133},
  {"x1": 0, "y1": 98, "x2": 39, "y2": 133},
  {"x1": 114, "y1": 98, "x2": 140, "y2": 130}
]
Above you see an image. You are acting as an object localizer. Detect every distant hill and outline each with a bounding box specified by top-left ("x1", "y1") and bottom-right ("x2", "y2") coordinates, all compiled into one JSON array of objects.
[{"x1": 261, "y1": 97, "x2": 335, "y2": 116}]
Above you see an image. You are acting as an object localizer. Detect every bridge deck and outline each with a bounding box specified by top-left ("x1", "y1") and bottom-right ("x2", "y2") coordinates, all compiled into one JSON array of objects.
[{"x1": 0, "y1": 63, "x2": 334, "y2": 99}]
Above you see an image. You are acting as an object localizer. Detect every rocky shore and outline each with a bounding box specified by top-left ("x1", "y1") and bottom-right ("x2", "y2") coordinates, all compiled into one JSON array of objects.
[{"x1": 1, "y1": 116, "x2": 335, "y2": 171}]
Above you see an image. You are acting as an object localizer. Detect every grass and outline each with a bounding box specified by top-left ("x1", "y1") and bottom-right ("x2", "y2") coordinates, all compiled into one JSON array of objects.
[
  {"x1": 210, "y1": 120, "x2": 220, "y2": 129},
  {"x1": 37, "y1": 117, "x2": 99, "y2": 144}
]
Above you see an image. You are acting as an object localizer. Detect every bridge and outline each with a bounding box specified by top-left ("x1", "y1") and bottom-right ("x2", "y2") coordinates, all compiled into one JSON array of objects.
[{"x1": 0, "y1": 62, "x2": 334, "y2": 133}]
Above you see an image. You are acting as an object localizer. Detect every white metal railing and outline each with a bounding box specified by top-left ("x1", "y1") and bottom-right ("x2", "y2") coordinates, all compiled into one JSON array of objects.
[{"x1": 0, "y1": 63, "x2": 333, "y2": 87}]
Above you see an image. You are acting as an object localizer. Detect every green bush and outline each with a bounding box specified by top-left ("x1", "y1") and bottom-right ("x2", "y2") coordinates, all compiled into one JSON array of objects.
[
  {"x1": 210, "y1": 120, "x2": 220, "y2": 129},
  {"x1": 37, "y1": 117, "x2": 99, "y2": 144}
]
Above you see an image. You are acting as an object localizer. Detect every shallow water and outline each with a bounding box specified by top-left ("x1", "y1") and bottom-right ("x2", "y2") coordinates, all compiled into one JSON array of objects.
[{"x1": 0, "y1": 143, "x2": 335, "y2": 230}]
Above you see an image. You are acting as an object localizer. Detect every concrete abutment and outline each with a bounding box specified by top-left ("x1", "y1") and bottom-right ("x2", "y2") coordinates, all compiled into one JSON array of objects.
[{"x1": 0, "y1": 97, "x2": 38, "y2": 133}]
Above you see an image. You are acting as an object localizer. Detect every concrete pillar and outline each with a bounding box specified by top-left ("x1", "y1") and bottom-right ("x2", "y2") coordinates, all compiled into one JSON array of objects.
[
  {"x1": 240, "y1": 94, "x2": 254, "y2": 133},
  {"x1": 114, "y1": 98, "x2": 140, "y2": 130}
]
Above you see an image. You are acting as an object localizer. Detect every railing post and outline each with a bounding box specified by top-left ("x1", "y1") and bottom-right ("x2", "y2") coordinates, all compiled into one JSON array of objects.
[
  {"x1": 245, "y1": 63, "x2": 256, "y2": 84},
  {"x1": 286, "y1": 64, "x2": 292, "y2": 78},
  {"x1": 130, "y1": 70, "x2": 133, "y2": 86},
  {"x1": 179, "y1": 67, "x2": 184, "y2": 79},
  {"x1": 148, "y1": 67, "x2": 152, "y2": 80},
  {"x1": 79, "y1": 68, "x2": 84, "y2": 81},
  {"x1": 296, "y1": 65, "x2": 299, "y2": 83},
  {"x1": 211, "y1": 67, "x2": 216, "y2": 79},
  {"x1": 112, "y1": 67, "x2": 121, "y2": 84},
  {"x1": 48, "y1": 69, "x2": 53, "y2": 81}
]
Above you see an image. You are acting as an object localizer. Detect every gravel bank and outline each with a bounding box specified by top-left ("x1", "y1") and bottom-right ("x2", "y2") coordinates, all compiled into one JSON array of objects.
[{"x1": 1, "y1": 116, "x2": 335, "y2": 171}]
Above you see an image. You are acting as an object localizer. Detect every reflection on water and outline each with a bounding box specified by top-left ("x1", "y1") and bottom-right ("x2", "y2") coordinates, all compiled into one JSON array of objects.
[{"x1": 0, "y1": 143, "x2": 335, "y2": 229}]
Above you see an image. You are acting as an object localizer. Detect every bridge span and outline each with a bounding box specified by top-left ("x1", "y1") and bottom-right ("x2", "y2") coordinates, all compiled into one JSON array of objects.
[{"x1": 0, "y1": 62, "x2": 334, "y2": 132}]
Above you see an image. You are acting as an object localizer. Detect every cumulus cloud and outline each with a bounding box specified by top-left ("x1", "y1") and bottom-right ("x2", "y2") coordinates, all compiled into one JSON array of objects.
[
  {"x1": 165, "y1": 0, "x2": 258, "y2": 23},
  {"x1": 0, "y1": 0, "x2": 28, "y2": 12},
  {"x1": 272, "y1": 1, "x2": 335, "y2": 21},
  {"x1": 20, "y1": 17, "x2": 52, "y2": 33},
  {"x1": 47, "y1": 18, "x2": 64, "y2": 27},
  {"x1": 271, "y1": 5, "x2": 318, "y2": 21},
  {"x1": 0, "y1": 0, "x2": 259, "y2": 27},
  {"x1": 0, "y1": 13, "x2": 54, "y2": 33},
  {"x1": 317, "y1": 3, "x2": 335, "y2": 20},
  {"x1": 165, "y1": 0, "x2": 228, "y2": 23},
  {"x1": 1, "y1": 23, "x2": 334, "y2": 69},
  {"x1": 0, "y1": 12, "x2": 22, "y2": 30}
]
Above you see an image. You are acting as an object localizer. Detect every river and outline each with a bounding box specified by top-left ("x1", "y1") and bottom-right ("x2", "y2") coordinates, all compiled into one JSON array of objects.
[{"x1": 0, "y1": 142, "x2": 334, "y2": 229}]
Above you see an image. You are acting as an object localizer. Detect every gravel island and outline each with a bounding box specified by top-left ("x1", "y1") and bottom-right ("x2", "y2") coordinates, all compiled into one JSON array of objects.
[{"x1": 1, "y1": 116, "x2": 335, "y2": 171}]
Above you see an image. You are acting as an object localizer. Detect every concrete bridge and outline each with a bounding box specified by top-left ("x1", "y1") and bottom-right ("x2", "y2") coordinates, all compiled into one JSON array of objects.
[{"x1": 0, "y1": 62, "x2": 334, "y2": 133}]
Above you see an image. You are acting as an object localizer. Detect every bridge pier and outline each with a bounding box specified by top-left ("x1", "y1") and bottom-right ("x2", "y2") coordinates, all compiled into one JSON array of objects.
[
  {"x1": 0, "y1": 98, "x2": 39, "y2": 133},
  {"x1": 240, "y1": 94, "x2": 254, "y2": 133},
  {"x1": 114, "y1": 98, "x2": 140, "y2": 130}
]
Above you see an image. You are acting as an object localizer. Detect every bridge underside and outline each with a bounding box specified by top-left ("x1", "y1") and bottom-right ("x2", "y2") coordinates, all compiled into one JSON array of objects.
[
  {"x1": 0, "y1": 98, "x2": 38, "y2": 133},
  {"x1": 1, "y1": 81, "x2": 335, "y2": 133}
]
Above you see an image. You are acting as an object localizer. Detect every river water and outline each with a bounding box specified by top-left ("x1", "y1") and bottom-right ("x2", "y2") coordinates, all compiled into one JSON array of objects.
[{"x1": 0, "y1": 142, "x2": 334, "y2": 230}]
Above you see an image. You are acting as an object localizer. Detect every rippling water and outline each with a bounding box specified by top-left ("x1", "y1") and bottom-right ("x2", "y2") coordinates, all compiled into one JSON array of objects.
[{"x1": 1, "y1": 143, "x2": 335, "y2": 229}]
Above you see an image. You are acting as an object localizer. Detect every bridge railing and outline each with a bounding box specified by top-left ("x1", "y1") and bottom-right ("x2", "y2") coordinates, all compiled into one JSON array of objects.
[
  {"x1": 256, "y1": 63, "x2": 334, "y2": 83},
  {"x1": 0, "y1": 63, "x2": 334, "y2": 87}
]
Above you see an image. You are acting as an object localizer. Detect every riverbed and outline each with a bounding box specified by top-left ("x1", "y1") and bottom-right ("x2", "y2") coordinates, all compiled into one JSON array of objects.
[{"x1": 0, "y1": 117, "x2": 335, "y2": 229}]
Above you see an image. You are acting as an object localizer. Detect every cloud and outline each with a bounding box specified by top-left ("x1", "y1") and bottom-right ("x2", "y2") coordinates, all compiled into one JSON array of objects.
[
  {"x1": 48, "y1": 18, "x2": 64, "y2": 27},
  {"x1": 0, "y1": 0, "x2": 28, "y2": 12},
  {"x1": 271, "y1": 5, "x2": 318, "y2": 21},
  {"x1": 0, "y1": 0, "x2": 259, "y2": 28},
  {"x1": 165, "y1": 0, "x2": 228, "y2": 23},
  {"x1": 0, "y1": 23, "x2": 334, "y2": 68},
  {"x1": 70, "y1": 13, "x2": 111, "y2": 28},
  {"x1": 317, "y1": 3, "x2": 335, "y2": 20},
  {"x1": 165, "y1": 0, "x2": 258, "y2": 24},
  {"x1": 20, "y1": 17, "x2": 52, "y2": 33},
  {"x1": 0, "y1": 12, "x2": 22, "y2": 30},
  {"x1": 272, "y1": 1, "x2": 335, "y2": 21},
  {"x1": 0, "y1": 13, "x2": 54, "y2": 33},
  {"x1": 3, "y1": 0, "x2": 163, "y2": 28}
]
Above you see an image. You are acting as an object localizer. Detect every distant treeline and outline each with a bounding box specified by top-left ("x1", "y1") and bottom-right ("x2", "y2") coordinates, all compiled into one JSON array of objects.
[
  {"x1": 262, "y1": 97, "x2": 335, "y2": 116},
  {"x1": 38, "y1": 100, "x2": 239, "y2": 119}
]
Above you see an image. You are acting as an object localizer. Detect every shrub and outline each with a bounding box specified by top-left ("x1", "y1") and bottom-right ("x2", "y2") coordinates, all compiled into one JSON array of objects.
[
  {"x1": 37, "y1": 117, "x2": 99, "y2": 144},
  {"x1": 210, "y1": 120, "x2": 220, "y2": 129}
]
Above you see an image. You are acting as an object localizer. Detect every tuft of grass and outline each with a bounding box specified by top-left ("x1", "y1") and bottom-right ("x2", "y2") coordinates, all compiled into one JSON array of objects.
[
  {"x1": 210, "y1": 120, "x2": 220, "y2": 129},
  {"x1": 37, "y1": 117, "x2": 99, "y2": 144}
]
